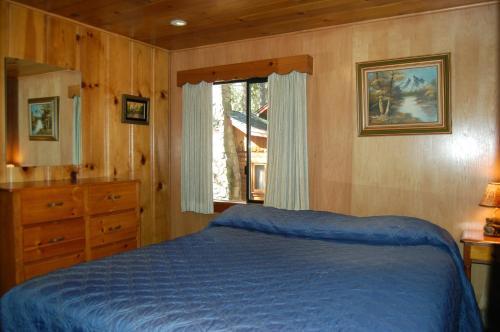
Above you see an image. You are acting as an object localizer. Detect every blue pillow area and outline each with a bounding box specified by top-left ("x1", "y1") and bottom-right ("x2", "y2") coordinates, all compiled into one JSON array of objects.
[{"x1": 212, "y1": 204, "x2": 454, "y2": 248}]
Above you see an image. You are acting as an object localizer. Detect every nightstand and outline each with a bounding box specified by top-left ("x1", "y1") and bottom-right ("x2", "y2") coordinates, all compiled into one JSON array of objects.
[{"x1": 461, "y1": 236, "x2": 500, "y2": 280}]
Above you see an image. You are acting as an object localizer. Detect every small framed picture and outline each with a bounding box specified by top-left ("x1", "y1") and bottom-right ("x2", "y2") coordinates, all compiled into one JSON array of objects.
[
  {"x1": 356, "y1": 53, "x2": 451, "y2": 136},
  {"x1": 122, "y1": 94, "x2": 149, "y2": 125},
  {"x1": 28, "y1": 96, "x2": 59, "y2": 141}
]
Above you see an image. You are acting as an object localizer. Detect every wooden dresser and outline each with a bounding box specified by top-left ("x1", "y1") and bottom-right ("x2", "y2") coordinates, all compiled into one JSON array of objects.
[{"x1": 0, "y1": 178, "x2": 140, "y2": 295}]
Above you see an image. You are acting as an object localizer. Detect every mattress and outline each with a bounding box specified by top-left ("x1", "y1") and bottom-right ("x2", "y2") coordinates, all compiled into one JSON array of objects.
[{"x1": 0, "y1": 205, "x2": 482, "y2": 331}]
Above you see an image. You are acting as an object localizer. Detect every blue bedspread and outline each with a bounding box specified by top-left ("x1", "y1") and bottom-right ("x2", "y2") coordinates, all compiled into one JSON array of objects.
[{"x1": 1, "y1": 205, "x2": 481, "y2": 331}]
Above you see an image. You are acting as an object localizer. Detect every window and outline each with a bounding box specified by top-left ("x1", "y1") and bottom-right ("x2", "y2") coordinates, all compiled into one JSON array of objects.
[{"x1": 212, "y1": 78, "x2": 268, "y2": 204}]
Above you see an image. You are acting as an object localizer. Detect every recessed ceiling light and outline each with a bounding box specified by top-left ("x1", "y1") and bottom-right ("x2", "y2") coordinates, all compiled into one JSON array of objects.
[{"x1": 170, "y1": 19, "x2": 187, "y2": 27}]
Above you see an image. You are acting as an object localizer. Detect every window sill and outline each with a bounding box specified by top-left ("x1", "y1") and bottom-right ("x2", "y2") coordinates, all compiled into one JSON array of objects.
[
  {"x1": 213, "y1": 200, "x2": 263, "y2": 213},
  {"x1": 213, "y1": 200, "x2": 245, "y2": 213}
]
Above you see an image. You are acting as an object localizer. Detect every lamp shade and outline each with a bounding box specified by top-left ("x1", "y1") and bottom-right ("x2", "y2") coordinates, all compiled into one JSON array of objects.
[{"x1": 479, "y1": 182, "x2": 500, "y2": 208}]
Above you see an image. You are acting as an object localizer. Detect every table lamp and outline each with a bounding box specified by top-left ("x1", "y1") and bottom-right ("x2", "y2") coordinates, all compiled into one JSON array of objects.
[{"x1": 479, "y1": 182, "x2": 500, "y2": 237}]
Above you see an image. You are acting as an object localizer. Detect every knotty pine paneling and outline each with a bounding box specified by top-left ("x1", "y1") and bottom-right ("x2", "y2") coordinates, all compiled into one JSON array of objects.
[
  {"x1": 153, "y1": 49, "x2": 170, "y2": 243},
  {"x1": 79, "y1": 27, "x2": 107, "y2": 179},
  {"x1": 169, "y1": 3, "x2": 499, "y2": 242},
  {"x1": 8, "y1": 4, "x2": 45, "y2": 63},
  {"x1": 107, "y1": 35, "x2": 132, "y2": 179},
  {"x1": 46, "y1": 16, "x2": 77, "y2": 70},
  {"x1": 0, "y1": 0, "x2": 170, "y2": 245},
  {"x1": 131, "y1": 42, "x2": 154, "y2": 245}
]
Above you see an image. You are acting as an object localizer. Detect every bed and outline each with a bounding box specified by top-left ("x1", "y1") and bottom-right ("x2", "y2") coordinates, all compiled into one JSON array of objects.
[{"x1": 1, "y1": 205, "x2": 482, "y2": 331}]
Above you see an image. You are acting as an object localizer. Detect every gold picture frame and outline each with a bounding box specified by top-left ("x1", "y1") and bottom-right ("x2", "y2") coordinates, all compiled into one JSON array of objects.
[
  {"x1": 28, "y1": 96, "x2": 59, "y2": 141},
  {"x1": 356, "y1": 53, "x2": 451, "y2": 136}
]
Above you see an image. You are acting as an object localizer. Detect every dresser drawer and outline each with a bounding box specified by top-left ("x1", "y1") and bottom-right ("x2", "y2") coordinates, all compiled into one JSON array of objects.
[
  {"x1": 90, "y1": 238, "x2": 137, "y2": 260},
  {"x1": 23, "y1": 219, "x2": 85, "y2": 262},
  {"x1": 89, "y1": 211, "x2": 138, "y2": 247},
  {"x1": 88, "y1": 183, "x2": 137, "y2": 215},
  {"x1": 470, "y1": 245, "x2": 500, "y2": 263},
  {"x1": 24, "y1": 239, "x2": 85, "y2": 263},
  {"x1": 24, "y1": 252, "x2": 85, "y2": 280},
  {"x1": 21, "y1": 187, "x2": 84, "y2": 224}
]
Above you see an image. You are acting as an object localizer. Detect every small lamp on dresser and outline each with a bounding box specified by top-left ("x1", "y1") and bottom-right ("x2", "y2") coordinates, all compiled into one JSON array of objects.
[{"x1": 479, "y1": 182, "x2": 500, "y2": 237}]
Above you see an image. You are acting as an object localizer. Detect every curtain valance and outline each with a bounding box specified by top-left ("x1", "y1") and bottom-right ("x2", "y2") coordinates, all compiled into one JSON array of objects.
[{"x1": 177, "y1": 55, "x2": 312, "y2": 87}]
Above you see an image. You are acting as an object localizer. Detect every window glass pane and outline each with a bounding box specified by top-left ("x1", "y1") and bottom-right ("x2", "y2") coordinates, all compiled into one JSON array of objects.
[
  {"x1": 249, "y1": 81, "x2": 268, "y2": 201},
  {"x1": 212, "y1": 82, "x2": 247, "y2": 202}
]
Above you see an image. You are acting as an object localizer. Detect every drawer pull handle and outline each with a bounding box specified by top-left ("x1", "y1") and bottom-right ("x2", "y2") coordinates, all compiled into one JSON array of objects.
[
  {"x1": 47, "y1": 201, "x2": 64, "y2": 208},
  {"x1": 107, "y1": 194, "x2": 122, "y2": 201},
  {"x1": 107, "y1": 225, "x2": 122, "y2": 232},
  {"x1": 47, "y1": 236, "x2": 65, "y2": 243}
]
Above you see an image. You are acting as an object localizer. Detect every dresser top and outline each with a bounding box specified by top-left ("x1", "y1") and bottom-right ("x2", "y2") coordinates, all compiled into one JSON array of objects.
[
  {"x1": 461, "y1": 235, "x2": 500, "y2": 245},
  {"x1": 0, "y1": 177, "x2": 139, "y2": 192}
]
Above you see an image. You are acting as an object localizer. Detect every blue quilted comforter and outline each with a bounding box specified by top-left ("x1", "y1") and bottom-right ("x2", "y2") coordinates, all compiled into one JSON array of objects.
[{"x1": 1, "y1": 205, "x2": 481, "y2": 331}]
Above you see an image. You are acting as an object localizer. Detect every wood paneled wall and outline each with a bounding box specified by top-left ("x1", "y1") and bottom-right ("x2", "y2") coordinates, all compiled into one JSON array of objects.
[
  {"x1": 0, "y1": 0, "x2": 170, "y2": 245},
  {"x1": 169, "y1": 3, "x2": 499, "y2": 240}
]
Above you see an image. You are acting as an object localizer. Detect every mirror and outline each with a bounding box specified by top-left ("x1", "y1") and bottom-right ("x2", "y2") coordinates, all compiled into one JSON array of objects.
[{"x1": 5, "y1": 57, "x2": 82, "y2": 167}]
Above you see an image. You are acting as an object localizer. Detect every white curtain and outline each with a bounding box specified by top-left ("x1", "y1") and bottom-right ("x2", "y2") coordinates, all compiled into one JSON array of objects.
[
  {"x1": 265, "y1": 71, "x2": 309, "y2": 210},
  {"x1": 181, "y1": 82, "x2": 214, "y2": 214}
]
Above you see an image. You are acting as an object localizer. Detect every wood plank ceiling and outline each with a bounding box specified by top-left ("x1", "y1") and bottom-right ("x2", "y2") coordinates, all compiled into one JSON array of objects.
[{"x1": 12, "y1": 0, "x2": 490, "y2": 50}]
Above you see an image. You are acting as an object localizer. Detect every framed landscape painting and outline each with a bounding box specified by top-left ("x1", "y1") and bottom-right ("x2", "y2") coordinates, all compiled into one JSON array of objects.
[
  {"x1": 122, "y1": 94, "x2": 149, "y2": 125},
  {"x1": 28, "y1": 96, "x2": 59, "y2": 141},
  {"x1": 356, "y1": 53, "x2": 450, "y2": 136}
]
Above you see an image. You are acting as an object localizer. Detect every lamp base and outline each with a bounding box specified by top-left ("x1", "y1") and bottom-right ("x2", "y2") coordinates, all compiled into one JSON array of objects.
[{"x1": 484, "y1": 218, "x2": 500, "y2": 237}]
